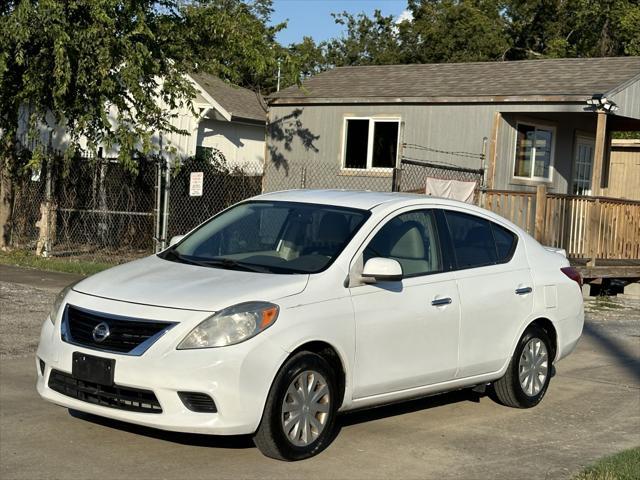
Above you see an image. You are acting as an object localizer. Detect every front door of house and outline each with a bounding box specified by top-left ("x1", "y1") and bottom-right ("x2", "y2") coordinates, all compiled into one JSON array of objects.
[{"x1": 572, "y1": 136, "x2": 595, "y2": 195}]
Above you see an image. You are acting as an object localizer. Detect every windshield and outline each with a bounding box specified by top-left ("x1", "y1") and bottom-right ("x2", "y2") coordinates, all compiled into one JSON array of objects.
[{"x1": 160, "y1": 201, "x2": 370, "y2": 274}]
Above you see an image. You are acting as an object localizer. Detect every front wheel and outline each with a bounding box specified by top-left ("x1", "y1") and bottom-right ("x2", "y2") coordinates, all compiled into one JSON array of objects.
[
  {"x1": 253, "y1": 352, "x2": 338, "y2": 461},
  {"x1": 492, "y1": 325, "x2": 553, "y2": 408}
]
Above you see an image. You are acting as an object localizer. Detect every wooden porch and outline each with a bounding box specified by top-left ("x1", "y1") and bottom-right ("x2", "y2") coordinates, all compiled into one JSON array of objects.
[{"x1": 479, "y1": 187, "x2": 640, "y2": 279}]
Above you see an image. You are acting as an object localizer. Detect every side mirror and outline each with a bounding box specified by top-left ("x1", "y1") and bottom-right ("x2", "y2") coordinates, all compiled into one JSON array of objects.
[
  {"x1": 169, "y1": 235, "x2": 185, "y2": 247},
  {"x1": 362, "y1": 258, "x2": 403, "y2": 282}
]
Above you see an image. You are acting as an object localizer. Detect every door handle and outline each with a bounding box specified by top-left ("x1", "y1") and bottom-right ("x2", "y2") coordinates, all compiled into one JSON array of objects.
[
  {"x1": 515, "y1": 287, "x2": 533, "y2": 295},
  {"x1": 431, "y1": 297, "x2": 452, "y2": 307}
]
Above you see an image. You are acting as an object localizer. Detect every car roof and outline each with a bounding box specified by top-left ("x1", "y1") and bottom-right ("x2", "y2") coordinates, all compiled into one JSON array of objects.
[{"x1": 253, "y1": 189, "x2": 469, "y2": 211}]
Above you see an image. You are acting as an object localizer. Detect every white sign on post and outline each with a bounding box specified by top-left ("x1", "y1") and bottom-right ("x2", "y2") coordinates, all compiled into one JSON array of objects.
[{"x1": 189, "y1": 172, "x2": 204, "y2": 197}]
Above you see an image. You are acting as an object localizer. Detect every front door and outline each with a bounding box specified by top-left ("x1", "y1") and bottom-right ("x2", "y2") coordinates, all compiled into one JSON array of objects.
[
  {"x1": 349, "y1": 208, "x2": 460, "y2": 399},
  {"x1": 572, "y1": 136, "x2": 596, "y2": 195}
]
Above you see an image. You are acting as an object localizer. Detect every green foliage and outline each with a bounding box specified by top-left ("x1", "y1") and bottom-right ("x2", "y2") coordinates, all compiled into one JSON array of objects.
[
  {"x1": 320, "y1": 0, "x2": 640, "y2": 66},
  {"x1": 325, "y1": 10, "x2": 405, "y2": 66},
  {"x1": 573, "y1": 447, "x2": 640, "y2": 480},
  {"x1": 1, "y1": 0, "x2": 638, "y2": 174},
  {"x1": 503, "y1": 0, "x2": 640, "y2": 59},
  {"x1": 0, "y1": 0, "x2": 286, "y2": 173},
  {"x1": 0, "y1": 248, "x2": 111, "y2": 275}
]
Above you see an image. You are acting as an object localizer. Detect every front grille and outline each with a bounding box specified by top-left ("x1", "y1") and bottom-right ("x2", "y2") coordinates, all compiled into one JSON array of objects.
[
  {"x1": 48, "y1": 369, "x2": 162, "y2": 413},
  {"x1": 178, "y1": 392, "x2": 217, "y2": 413},
  {"x1": 63, "y1": 305, "x2": 174, "y2": 355}
]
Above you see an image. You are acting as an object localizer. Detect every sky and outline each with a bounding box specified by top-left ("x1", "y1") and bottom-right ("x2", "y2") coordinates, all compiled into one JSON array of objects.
[{"x1": 271, "y1": 0, "x2": 410, "y2": 46}]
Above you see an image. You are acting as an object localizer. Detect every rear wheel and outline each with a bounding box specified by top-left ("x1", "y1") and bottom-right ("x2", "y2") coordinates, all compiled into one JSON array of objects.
[
  {"x1": 492, "y1": 325, "x2": 552, "y2": 408},
  {"x1": 253, "y1": 352, "x2": 338, "y2": 460}
]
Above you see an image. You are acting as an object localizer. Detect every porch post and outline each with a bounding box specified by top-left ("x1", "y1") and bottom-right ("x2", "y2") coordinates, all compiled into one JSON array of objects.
[{"x1": 590, "y1": 111, "x2": 607, "y2": 196}]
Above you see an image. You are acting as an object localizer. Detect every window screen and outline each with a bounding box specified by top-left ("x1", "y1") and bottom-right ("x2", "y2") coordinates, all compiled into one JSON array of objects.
[
  {"x1": 364, "y1": 210, "x2": 441, "y2": 277},
  {"x1": 445, "y1": 211, "x2": 497, "y2": 269}
]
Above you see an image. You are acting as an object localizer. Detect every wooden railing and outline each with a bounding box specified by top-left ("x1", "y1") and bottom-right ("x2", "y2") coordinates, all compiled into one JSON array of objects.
[{"x1": 478, "y1": 186, "x2": 640, "y2": 262}]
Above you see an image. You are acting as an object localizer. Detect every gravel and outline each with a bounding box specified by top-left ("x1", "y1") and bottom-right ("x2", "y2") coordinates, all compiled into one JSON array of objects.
[{"x1": 0, "y1": 282, "x2": 55, "y2": 359}]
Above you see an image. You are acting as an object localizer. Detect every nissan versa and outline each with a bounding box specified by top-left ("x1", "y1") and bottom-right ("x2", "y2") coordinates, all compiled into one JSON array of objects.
[{"x1": 37, "y1": 190, "x2": 584, "y2": 460}]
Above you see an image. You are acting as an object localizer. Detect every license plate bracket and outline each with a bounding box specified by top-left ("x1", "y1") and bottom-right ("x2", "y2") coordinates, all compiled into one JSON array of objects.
[{"x1": 72, "y1": 352, "x2": 115, "y2": 386}]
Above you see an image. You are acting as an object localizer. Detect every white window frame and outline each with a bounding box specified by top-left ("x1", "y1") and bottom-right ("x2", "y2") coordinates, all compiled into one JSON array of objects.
[
  {"x1": 512, "y1": 121, "x2": 556, "y2": 183},
  {"x1": 341, "y1": 116, "x2": 401, "y2": 172}
]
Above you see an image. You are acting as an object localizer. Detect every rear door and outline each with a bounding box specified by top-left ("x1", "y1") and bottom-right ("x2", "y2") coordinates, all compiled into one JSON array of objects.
[{"x1": 441, "y1": 209, "x2": 534, "y2": 378}]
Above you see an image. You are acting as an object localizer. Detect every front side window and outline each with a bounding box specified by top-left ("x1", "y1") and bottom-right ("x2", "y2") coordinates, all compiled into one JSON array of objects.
[
  {"x1": 513, "y1": 123, "x2": 554, "y2": 181},
  {"x1": 162, "y1": 201, "x2": 370, "y2": 274},
  {"x1": 363, "y1": 210, "x2": 442, "y2": 277},
  {"x1": 343, "y1": 118, "x2": 400, "y2": 170}
]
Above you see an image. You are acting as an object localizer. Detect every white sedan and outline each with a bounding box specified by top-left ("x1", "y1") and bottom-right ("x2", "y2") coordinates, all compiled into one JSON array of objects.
[{"x1": 37, "y1": 190, "x2": 584, "y2": 460}]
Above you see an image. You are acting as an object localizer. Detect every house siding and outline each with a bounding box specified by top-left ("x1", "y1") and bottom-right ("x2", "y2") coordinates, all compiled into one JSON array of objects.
[
  {"x1": 196, "y1": 119, "x2": 265, "y2": 174},
  {"x1": 265, "y1": 102, "x2": 591, "y2": 193},
  {"x1": 610, "y1": 78, "x2": 640, "y2": 120}
]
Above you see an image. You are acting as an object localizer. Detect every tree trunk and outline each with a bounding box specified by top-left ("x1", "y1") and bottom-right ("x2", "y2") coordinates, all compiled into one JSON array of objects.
[{"x1": 0, "y1": 163, "x2": 14, "y2": 249}]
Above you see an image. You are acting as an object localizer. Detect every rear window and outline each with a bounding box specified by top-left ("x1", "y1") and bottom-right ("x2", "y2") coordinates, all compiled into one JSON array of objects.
[{"x1": 444, "y1": 211, "x2": 517, "y2": 270}]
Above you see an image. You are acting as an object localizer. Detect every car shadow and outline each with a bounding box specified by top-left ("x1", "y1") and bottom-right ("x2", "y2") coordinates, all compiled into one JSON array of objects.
[
  {"x1": 68, "y1": 409, "x2": 255, "y2": 449},
  {"x1": 68, "y1": 389, "x2": 487, "y2": 450},
  {"x1": 582, "y1": 321, "x2": 640, "y2": 382},
  {"x1": 337, "y1": 388, "x2": 483, "y2": 429}
]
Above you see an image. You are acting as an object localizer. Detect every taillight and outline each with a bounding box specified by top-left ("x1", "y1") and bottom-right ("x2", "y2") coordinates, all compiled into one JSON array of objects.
[{"x1": 561, "y1": 267, "x2": 583, "y2": 287}]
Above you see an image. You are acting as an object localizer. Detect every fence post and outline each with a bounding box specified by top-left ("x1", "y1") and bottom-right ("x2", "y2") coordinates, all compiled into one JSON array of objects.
[
  {"x1": 587, "y1": 198, "x2": 601, "y2": 267},
  {"x1": 300, "y1": 165, "x2": 306, "y2": 189},
  {"x1": 534, "y1": 184, "x2": 547, "y2": 244},
  {"x1": 391, "y1": 167, "x2": 402, "y2": 192},
  {"x1": 36, "y1": 159, "x2": 54, "y2": 257}
]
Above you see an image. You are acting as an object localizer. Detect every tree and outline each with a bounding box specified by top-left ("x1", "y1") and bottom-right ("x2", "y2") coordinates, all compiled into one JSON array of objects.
[
  {"x1": 324, "y1": 10, "x2": 405, "y2": 66},
  {"x1": 0, "y1": 0, "x2": 288, "y2": 171},
  {"x1": 0, "y1": 1, "x2": 199, "y2": 171},
  {"x1": 404, "y1": 0, "x2": 509, "y2": 63},
  {"x1": 502, "y1": 0, "x2": 640, "y2": 59}
]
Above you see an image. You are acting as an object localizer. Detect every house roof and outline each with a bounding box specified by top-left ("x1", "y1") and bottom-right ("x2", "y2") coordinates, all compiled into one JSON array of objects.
[
  {"x1": 270, "y1": 57, "x2": 640, "y2": 105},
  {"x1": 190, "y1": 72, "x2": 266, "y2": 122}
]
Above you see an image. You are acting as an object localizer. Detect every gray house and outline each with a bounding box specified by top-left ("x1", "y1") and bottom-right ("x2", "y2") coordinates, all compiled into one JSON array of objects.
[{"x1": 265, "y1": 57, "x2": 640, "y2": 198}]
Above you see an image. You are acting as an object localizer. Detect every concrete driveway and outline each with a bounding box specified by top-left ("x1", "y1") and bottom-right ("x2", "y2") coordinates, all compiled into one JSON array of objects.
[{"x1": 1, "y1": 264, "x2": 638, "y2": 479}]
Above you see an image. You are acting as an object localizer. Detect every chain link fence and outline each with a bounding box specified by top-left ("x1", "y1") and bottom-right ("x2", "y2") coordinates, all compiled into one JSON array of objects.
[
  {"x1": 8, "y1": 152, "x2": 158, "y2": 264},
  {"x1": 4, "y1": 143, "x2": 484, "y2": 266}
]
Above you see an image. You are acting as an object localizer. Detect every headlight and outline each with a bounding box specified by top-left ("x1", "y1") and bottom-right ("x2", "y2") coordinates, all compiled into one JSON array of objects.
[
  {"x1": 178, "y1": 301, "x2": 279, "y2": 349},
  {"x1": 49, "y1": 282, "x2": 77, "y2": 324}
]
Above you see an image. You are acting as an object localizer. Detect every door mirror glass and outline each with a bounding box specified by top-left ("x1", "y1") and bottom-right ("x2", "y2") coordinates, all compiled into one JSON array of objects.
[
  {"x1": 362, "y1": 257, "x2": 403, "y2": 282},
  {"x1": 169, "y1": 235, "x2": 185, "y2": 247}
]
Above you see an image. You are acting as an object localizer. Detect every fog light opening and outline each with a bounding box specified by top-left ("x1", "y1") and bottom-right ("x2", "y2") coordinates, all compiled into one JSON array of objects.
[{"x1": 38, "y1": 358, "x2": 45, "y2": 376}]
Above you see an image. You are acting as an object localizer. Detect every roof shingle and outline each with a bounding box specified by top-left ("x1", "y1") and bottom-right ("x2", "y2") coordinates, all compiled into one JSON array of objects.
[
  {"x1": 271, "y1": 57, "x2": 640, "y2": 103},
  {"x1": 191, "y1": 72, "x2": 266, "y2": 122}
]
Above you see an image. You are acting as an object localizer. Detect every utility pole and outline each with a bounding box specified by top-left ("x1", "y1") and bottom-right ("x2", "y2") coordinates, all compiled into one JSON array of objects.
[{"x1": 277, "y1": 58, "x2": 281, "y2": 92}]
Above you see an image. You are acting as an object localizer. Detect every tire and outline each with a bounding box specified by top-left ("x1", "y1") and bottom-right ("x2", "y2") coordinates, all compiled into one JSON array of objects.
[
  {"x1": 492, "y1": 325, "x2": 553, "y2": 408},
  {"x1": 253, "y1": 351, "x2": 338, "y2": 461}
]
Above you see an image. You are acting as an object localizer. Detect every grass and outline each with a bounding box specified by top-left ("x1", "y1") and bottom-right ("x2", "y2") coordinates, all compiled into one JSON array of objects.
[
  {"x1": 0, "y1": 249, "x2": 112, "y2": 276},
  {"x1": 574, "y1": 448, "x2": 640, "y2": 480}
]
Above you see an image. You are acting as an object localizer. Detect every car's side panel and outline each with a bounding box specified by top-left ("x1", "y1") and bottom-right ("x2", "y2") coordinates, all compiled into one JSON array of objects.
[
  {"x1": 349, "y1": 272, "x2": 460, "y2": 398},
  {"x1": 436, "y1": 206, "x2": 535, "y2": 378}
]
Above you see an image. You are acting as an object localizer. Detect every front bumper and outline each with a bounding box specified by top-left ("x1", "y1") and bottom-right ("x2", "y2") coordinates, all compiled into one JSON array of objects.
[{"x1": 36, "y1": 292, "x2": 288, "y2": 435}]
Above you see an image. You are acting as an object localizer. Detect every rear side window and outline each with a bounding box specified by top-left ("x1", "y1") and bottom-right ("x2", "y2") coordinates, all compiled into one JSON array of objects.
[
  {"x1": 492, "y1": 223, "x2": 517, "y2": 262},
  {"x1": 445, "y1": 211, "x2": 497, "y2": 269}
]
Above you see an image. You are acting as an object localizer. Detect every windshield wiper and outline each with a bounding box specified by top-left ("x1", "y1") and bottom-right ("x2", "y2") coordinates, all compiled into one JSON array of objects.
[
  {"x1": 162, "y1": 250, "x2": 274, "y2": 273},
  {"x1": 200, "y1": 257, "x2": 273, "y2": 273}
]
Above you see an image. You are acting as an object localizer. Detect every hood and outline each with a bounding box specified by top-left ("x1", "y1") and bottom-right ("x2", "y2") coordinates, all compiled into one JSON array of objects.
[{"x1": 73, "y1": 255, "x2": 309, "y2": 311}]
